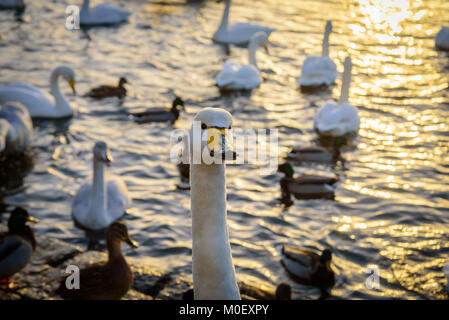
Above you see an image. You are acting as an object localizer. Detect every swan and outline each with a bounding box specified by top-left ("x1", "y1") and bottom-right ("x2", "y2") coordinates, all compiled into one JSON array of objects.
[
  {"x1": 0, "y1": 0, "x2": 24, "y2": 10},
  {"x1": 190, "y1": 107, "x2": 240, "y2": 300},
  {"x1": 314, "y1": 56, "x2": 360, "y2": 137},
  {"x1": 0, "y1": 66, "x2": 76, "y2": 119},
  {"x1": 212, "y1": 0, "x2": 273, "y2": 46},
  {"x1": 80, "y1": 0, "x2": 132, "y2": 26},
  {"x1": 298, "y1": 21, "x2": 337, "y2": 89},
  {"x1": 216, "y1": 31, "x2": 269, "y2": 91},
  {"x1": 435, "y1": 27, "x2": 449, "y2": 51},
  {"x1": 72, "y1": 141, "x2": 131, "y2": 232},
  {"x1": 0, "y1": 102, "x2": 32, "y2": 155}
]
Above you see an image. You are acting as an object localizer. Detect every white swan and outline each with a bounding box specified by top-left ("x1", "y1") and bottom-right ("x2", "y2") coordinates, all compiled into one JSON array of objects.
[
  {"x1": 314, "y1": 56, "x2": 360, "y2": 137},
  {"x1": 213, "y1": 0, "x2": 273, "y2": 46},
  {"x1": 190, "y1": 108, "x2": 240, "y2": 300},
  {"x1": 299, "y1": 21, "x2": 337, "y2": 88},
  {"x1": 0, "y1": 102, "x2": 32, "y2": 155},
  {"x1": 0, "y1": 66, "x2": 76, "y2": 119},
  {"x1": 0, "y1": 0, "x2": 24, "y2": 9},
  {"x1": 435, "y1": 26, "x2": 449, "y2": 51},
  {"x1": 80, "y1": 0, "x2": 132, "y2": 26},
  {"x1": 216, "y1": 31, "x2": 269, "y2": 90},
  {"x1": 72, "y1": 141, "x2": 131, "y2": 231}
]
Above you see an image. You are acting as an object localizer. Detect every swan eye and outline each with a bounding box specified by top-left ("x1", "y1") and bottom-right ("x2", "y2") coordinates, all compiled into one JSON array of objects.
[{"x1": 201, "y1": 123, "x2": 207, "y2": 130}]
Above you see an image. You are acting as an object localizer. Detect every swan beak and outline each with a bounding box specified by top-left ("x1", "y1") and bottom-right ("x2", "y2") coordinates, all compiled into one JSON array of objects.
[
  {"x1": 104, "y1": 152, "x2": 114, "y2": 167},
  {"x1": 69, "y1": 79, "x2": 76, "y2": 95},
  {"x1": 207, "y1": 128, "x2": 237, "y2": 161},
  {"x1": 125, "y1": 237, "x2": 139, "y2": 248},
  {"x1": 27, "y1": 216, "x2": 39, "y2": 224}
]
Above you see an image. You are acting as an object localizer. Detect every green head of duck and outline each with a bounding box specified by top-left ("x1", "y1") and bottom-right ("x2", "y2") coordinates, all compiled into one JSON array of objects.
[
  {"x1": 278, "y1": 163, "x2": 294, "y2": 178},
  {"x1": 8, "y1": 207, "x2": 39, "y2": 233},
  {"x1": 172, "y1": 97, "x2": 185, "y2": 110}
]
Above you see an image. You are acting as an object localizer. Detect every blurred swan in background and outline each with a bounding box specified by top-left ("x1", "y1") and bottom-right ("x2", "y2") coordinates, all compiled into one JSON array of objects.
[
  {"x1": 0, "y1": 102, "x2": 32, "y2": 155},
  {"x1": 314, "y1": 56, "x2": 359, "y2": 137},
  {"x1": 216, "y1": 31, "x2": 269, "y2": 90},
  {"x1": 213, "y1": 0, "x2": 273, "y2": 46},
  {"x1": 0, "y1": 0, "x2": 24, "y2": 10},
  {"x1": 80, "y1": 0, "x2": 132, "y2": 26},
  {"x1": 0, "y1": 65, "x2": 76, "y2": 119},
  {"x1": 72, "y1": 141, "x2": 131, "y2": 232},
  {"x1": 190, "y1": 108, "x2": 240, "y2": 300},
  {"x1": 435, "y1": 26, "x2": 449, "y2": 51},
  {"x1": 299, "y1": 21, "x2": 337, "y2": 89}
]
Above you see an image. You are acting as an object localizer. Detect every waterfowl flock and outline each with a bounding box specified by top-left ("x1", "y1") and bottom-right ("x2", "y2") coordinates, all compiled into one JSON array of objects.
[{"x1": 0, "y1": 0, "x2": 449, "y2": 301}]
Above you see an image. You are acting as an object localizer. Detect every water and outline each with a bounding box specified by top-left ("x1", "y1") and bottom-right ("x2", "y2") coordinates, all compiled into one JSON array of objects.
[{"x1": 1, "y1": 0, "x2": 449, "y2": 299}]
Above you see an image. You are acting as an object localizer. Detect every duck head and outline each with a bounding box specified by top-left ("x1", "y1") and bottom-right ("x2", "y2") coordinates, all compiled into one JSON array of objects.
[
  {"x1": 191, "y1": 107, "x2": 236, "y2": 163},
  {"x1": 320, "y1": 248, "x2": 333, "y2": 271},
  {"x1": 172, "y1": 97, "x2": 185, "y2": 110},
  {"x1": 93, "y1": 141, "x2": 113, "y2": 167},
  {"x1": 8, "y1": 207, "x2": 39, "y2": 234},
  {"x1": 118, "y1": 77, "x2": 129, "y2": 88},
  {"x1": 277, "y1": 163, "x2": 294, "y2": 178},
  {"x1": 106, "y1": 221, "x2": 138, "y2": 249}
]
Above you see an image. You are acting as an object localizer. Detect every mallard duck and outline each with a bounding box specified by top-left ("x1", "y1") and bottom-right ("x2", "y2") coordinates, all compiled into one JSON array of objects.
[
  {"x1": 0, "y1": 102, "x2": 33, "y2": 156},
  {"x1": 436, "y1": 27, "x2": 449, "y2": 51},
  {"x1": 86, "y1": 77, "x2": 128, "y2": 99},
  {"x1": 299, "y1": 21, "x2": 337, "y2": 91},
  {"x1": 278, "y1": 163, "x2": 338, "y2": 205},
  {"x1": 281, "y1": 246, "x2": 335, "y2": 297},
  {"x1": 72, "y1": 141, "x2": 131, "y2": 232},
  {"x1": 0, "y1": 65, "x2": 76, "y2": 119},
  {"x1": 80, "y1": 0, "x2": 131, "y2": 27},
  {"x1": 56, "y1": 221, "x2": 138, "y2": 300},
  {"x1": 286, "y1": 137, "x2": 347, "y2": 163},
  {"x1": 131, "y1": 97, "x2": 185, "y2": 124},
  {"x1": 212, "y1": 0, "x2": 273, "y2": 46},
  {"x1": 216, "y1": 31, "x2": 269, "y2": 91},
  {"x1": 0, "y1": 207, "x2": 39, "y2": 290},
  {"x1": 314, "y1": 56, "x2": 359, "y2": 137}
]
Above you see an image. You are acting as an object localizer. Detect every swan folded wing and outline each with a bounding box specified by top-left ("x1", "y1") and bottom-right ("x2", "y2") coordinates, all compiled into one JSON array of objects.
[
  {"x1": 106, "y1": 176, "x2": 131, "y2": 222},
  {"x1": 71, "y1": 182, "x2": 92, "y2": 226},
  {"x1": 299, "y1": 56, "x2": 337, "y2": 86},
  {"x1": 0, "y1": 235, "x2": 32, "y2": 278},
  {"x1": 0, "y1": 83, "x2": 50, "y2": 103},
  {"x1": 225, "y1": 23, "x2": 273, "y2": 46},
  {"x1": 234, "y1": 65, "x2": 261, "y2": 89},
  {"x1": 216, "y1": 61, "x2": 241, "y2": 87},
  {"x1": 315, "y1": 102, "x2": 359, "y2": 136},
  {"x1": 88, "y1": 4, "x2": 131, "y2": 24}
]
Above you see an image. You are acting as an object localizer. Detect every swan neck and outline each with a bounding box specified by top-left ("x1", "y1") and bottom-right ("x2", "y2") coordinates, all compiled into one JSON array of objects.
[
  {"x1": 50, "y1": 69, "x2": 69, "y2": 109},
  {"x1": 322, "y1": 32, "x2": 330, "y2": 57},
  {"x1": 190, "y1": 163, "x2": 240, "y2": 299},
  {"x1": 248, "y1": 41, "x2": 259, "y2": 69},
  {"x1": 81, "y1": 0, "x2": 90, "y2": 13},
  {"x1": 339, "y1": 63, "x2": 352, "y2": 104},
  {"x1": 89, "y1": 159, "x2": 107, "y2": 219},
  {"x1": 217, "y1": 0, "x2": 231, "y2": 33}
]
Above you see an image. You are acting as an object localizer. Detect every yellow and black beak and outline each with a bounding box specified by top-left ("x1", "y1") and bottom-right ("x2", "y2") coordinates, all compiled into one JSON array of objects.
[
  {"x1": 68, "y1": 79, "x2": 76, "y2": 94},
  {"x1": 27, "y1": 215, "x2": 39, "y2": 224},
  {"x1": 206, "y1": 126, "x2": 237, "y2": 160}
]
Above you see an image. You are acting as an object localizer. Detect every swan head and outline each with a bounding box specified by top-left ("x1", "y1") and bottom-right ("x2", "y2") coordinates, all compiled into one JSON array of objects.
[
  {"x1": 191, "y1": 107, "x2": 236, "y2": 162},
  {"x1": 250, "y1": 31, "x2": 270, "y2": 53},
  {"x1": 325, "y1": 21, "x2": 332, "y2": 35},
  {"x1": 93, "y1": 141, "x2": 113, "y2": 167},
  {"x1": 106, "y1": 221, "x2": 139, "y2": 248},
  {"x1": 55, "y1": 65, "x2": 76, "y2": 94}
]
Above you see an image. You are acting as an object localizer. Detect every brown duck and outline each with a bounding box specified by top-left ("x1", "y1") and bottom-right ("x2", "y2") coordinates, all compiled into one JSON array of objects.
[
  {"x1": 86, "y1": 77, "x2": 128, "y2": 99},
  {"x1": 56, "y1": 221, "x2": 138, "y2": 300}
]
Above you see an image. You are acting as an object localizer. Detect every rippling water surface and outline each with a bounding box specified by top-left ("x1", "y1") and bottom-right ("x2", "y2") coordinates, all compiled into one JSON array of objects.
[{"x1": 1, "y1": 0, "x2": 449, "y2": 299}]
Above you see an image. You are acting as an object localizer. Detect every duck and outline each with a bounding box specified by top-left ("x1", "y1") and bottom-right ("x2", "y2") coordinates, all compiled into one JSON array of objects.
[
  {"x1": 0, "y1": 65, "x2": 76, "y2": 119},
  {"x1": 216, "y1": 31, "x2": 269, "y2": 91},
  {"x1": 0, "y1": 207, "x2": 39, "y2": 290},
  {"x1": 277, "y1": 163, "x2": 338, "y2": 205},
  {"x1": 298, "y1": 21, "x2": 337, "y2": 90},
  {"x1": 190, "y1": 107, "x2": 240, "y2": 300},
  {"x1": 280, "y1": 246, "x2": 335, "y2": 298},
  {"x1": 314, "y1": 56, "x2": 359, "y2": 137},
  {"x1": 177, "y1": 162, "x2": 190, "y2": 190},
  {"x1": 0, "y1": 102, "x2": 33, "y2": 156},
  {"x1": 72, "y1": 141, "x2": 131, "y2": 232},
  {"x1": 85, "y1": 77, "x2": 128, "y2": 99},
  {"x1": 286, "y1": 137, "x2": 347, "y2": 163},
  {"x1": 212, "y1": 0, "x2": 273, "y2": 46},
  {"x1": 80, "y1": 0, "x2": 132, "y2": 27},
  {"x1": 56, "y1": 221, "x2": 138, "y2": 300},
  {"x1": 0, "y1": 0, "x2": 24, "y2": 10},
  {"x1": 435, "y1": 26, "x2": 449, "y2": 51},
  {"x1": 131, "y1": 97, "x2": 185, "y2": 125}
]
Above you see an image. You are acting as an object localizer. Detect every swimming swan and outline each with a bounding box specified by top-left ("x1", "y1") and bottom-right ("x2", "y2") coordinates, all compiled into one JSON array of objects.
[
  {"x1": 80, "y1": 0, "x2": 132, "y2": 26},
  {"x1": 0, "y1": 66, "x2": 76, "y2": 119},
  {"x1": 299, "y1": 21, "x2": 337, "y2": 89},
  {"x1": 190, "y1": 107, "x2": 240, "y2": 300},
  {"x1": 212, "y1": 0, "x2": 273, "y2": 46},
  {"x1": 72, "y1": 141, "x2": 131, "y2": 231},
  {"x1": 216, "y1": 31, "x2": 269, "y2": 90},
  {"x1": 314, "y1": 56, "x2": 359, "y2": 137},
  {"x1": 0, "y1": 102, "x2": 32, "y2": 155}
]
